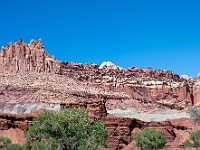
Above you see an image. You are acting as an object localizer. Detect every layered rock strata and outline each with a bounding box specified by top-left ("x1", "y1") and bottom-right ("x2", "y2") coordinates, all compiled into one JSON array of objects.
[
  {"x1": 0, "y1": 39, "x2": 59, "y2": 73},
  {"x1": 0, "y1": 39, "x2": 199, "y2": 149},
  {"x1": 0, "y1": 39, "x2": 196, "y2": 110},
  {"x1": 0, "y1": 101, "x2": 195, "y2": 150}
]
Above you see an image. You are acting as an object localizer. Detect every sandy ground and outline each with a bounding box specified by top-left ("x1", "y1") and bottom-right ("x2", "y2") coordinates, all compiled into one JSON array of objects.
[{"x1": 107, "y1": 108, "x2": 190, "y2": 122}]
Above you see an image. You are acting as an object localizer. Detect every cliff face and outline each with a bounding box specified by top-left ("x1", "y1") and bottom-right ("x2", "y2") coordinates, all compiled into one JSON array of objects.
[
  {"x1": 0, "y1": 101, "x2": 195, "y2": 150},
  {"x1": 0, "y1": 39, "x2": 199, "y2": 149},
  {"x1": 0, "y1": 111, "x2": 38, "y2": 145},
  {"x1": 0, "y1": 39, "x2": 60, "y2": 73},
  {"x1": 0, "y1": 39, "x2": 196, "y2": 110},
  {"x1": 58, "y1": 62, "x2": 193, "y2": 110}
]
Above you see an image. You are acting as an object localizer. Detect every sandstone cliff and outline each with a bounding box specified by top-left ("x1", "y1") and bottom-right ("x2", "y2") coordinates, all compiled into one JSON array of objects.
[
  {"x1": 0, "y1": 39, "x2": 60, "y2": 73},
  {"x1": 0, "y1": 39, "x2": 196, "y2": 110},
  {"x1": 0, "y1": 100, "x2": 195, "y2": 150},
  {"x1": 0, "y1": 39, "x2": 199, "y2": 149}
]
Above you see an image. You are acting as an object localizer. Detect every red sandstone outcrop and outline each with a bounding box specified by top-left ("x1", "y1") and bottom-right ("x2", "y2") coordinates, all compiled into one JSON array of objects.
[
  {"x1": 0, "y1": 39, "x2": 196, "y2": 110},
  {"x1": 55, "y1": 62, "x2": 193, "y2": 110},
  {"x1": 0, "y1": 99, "x2": 107, "y2": 146},
  {"x1": 0, "y1": 39, "x2": 199, "y2": 149},
  {"x1": 193, "y1": 80, "x2": 200, "y2": 105},
  {"x1": 0, "y1": 101, "x2": 195, "y2": 150},
  {"x1": 0, "y1": 39, "x2": 60, "y2": 73},
  {"x1": 0, "y1": 111, "x2": 39, "y2": 145},
  {"x1": 122, "y1": 118, "x2": 195, "y2": 150}
]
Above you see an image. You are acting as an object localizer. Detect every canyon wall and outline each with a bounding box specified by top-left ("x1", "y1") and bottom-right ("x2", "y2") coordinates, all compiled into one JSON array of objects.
[
  {"x1": 0, "y1": 39, "x2": 197, "y2": 109},
  {"x1": 0, "y1": 39, "x2": 199, "y2": 149},
  {"x1": 0, "y1": 39, "x2": 60, "y2": 73},
  {"x1": 0, "y1": 100, "x2": 195, "y2": 150}
]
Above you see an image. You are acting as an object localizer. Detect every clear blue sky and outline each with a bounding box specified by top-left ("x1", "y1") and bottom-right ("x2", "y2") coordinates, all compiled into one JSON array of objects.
[{"x1": 0, "y1": 0, "x2": 200, "y2": 77}]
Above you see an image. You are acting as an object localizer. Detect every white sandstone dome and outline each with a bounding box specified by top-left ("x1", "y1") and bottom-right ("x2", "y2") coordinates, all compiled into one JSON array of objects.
[
  {"x1": 180, "y1": 74, "x2": 192, "y2": 80},
  {"x1": 99, "y1": 61, "x2": 122, "y2": 70}
]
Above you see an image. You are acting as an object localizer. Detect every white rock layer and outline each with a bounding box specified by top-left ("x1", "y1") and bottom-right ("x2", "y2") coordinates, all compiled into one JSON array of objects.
[{"x1": 99, "y1": 61, "x2": 122, "y2": 70}]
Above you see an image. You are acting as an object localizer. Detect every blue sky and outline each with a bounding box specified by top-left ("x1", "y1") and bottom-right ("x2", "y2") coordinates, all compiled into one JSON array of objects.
[{"x1": 0, "y1": 0, "x2": 200, "y2": 77}]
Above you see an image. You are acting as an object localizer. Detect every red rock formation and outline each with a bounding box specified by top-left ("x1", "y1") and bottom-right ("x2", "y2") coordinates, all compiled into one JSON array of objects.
[
  {"x1": 0, "y1": 128, "x2": 26, "y2": 145},
  {"x1": 57, "y1": 62, "x2": 193, "y2": 109},
  {"x1": 0, "y1": 39, "x2": 60, "y2": 73},
  {"x1": 102, "y1": 114, "x2": 195, "y2": 149},
  {"x1": 61, "y1": 99, "x2": 107, "y2": 118},
  {"x1": 0, "y1": 39, "x2": 195, "y2": 109},
  {"x1": 0, "y1": 111, "x2": 39, "y2": 145},
  {"x1": 0, "y1": 99, "x2": 107, "y2": 146},
  {"x1": 0, "y1": 39, "x2": 198, "y2": 149},
  {"x1": 102, "y1": 115, "x2": 143, "y2": 149},
  {"x1": 0, "y1": 104, "x2": 195, "y2": 149}
]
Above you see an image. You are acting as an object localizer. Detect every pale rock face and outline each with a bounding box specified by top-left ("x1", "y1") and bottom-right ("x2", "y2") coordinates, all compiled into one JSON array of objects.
[
  {"x1": 0, "y1": 39, "x2": 196, "y2": 109},
  {"x1": 99, "y1": 61, "x2": 122, "y2": 70},
  {"x1": 196, "y1": 73, "x2": 200, "y2": 80},
  {"x1": 181, "y1": 75, "x2": 192, "y2": 80}
]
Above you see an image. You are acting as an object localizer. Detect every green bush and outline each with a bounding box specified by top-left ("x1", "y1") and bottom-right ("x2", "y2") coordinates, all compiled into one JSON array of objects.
[
  {"x1": 24, "y1": 108, "x2": 107, "y2": 150},
  {"x1": 0, "y1": 136, "x2": 22, "y2": 150},
  {"x1": 8, "y1": 144, "x2": 23, "y2": 150},
  {"x1": 186, "y1": 106, "x2": 200, "y2": 148},
  {"x1": 184, "y1": 139, "x2": 194, "y2": 148},
  {"x1": 191, "y1": 130, "x2": 200, "y2": 148},
  {"x1": 183, "y1": 130, "x2": 200, "y2": 149},
  {"x1": 0, "y1": 136, "x2": 11, "y2": 149},
  {"x1": 133, "y1": 128, "x2": 167, "y2": 150},
  {"x1": 188, "y1": 106, "x2": 200, "y2": 124}
]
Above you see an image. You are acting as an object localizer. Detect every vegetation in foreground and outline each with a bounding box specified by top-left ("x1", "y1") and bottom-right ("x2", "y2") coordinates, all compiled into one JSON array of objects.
[
  {"x1": 0, "y1": 108, "x2": 107, "y2": 150},
  {"x1": 133, "y1": 128, "x2": 167, "y2": 150},
  {"x1": 188, "y1": 106, "x2": 200, "y2": 125},
  {"x1": 0, "y1": 136, "x2": 22, "y2": 150},
  {"x1": 184, "y1": 106, "x2": 200, "y2": 149}
]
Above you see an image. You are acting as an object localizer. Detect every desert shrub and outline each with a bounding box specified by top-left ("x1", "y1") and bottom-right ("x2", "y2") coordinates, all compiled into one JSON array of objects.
[
  {"x1": 188, "y1": 106, "x2": 200, "y2": 125},
  {"x1": 0, "y1": 136, "x2": 11, "y2": 149},
  {"x1": 133, "y1": 128, "x2": 167, "y2": 150},
  {"x1": 0, "y1": 136, "x2": 22, "y2": 150},
  {"x1": 183, "y1": 130, "x2": 200, "y2": 149},
  {"x1": 184, "y1": 139, "x2": 194, "y2": 148},
  {"x1": 24, "y1": 108, "x2": 107, "y2": 150},
  {"x1": 191, "y1": 130, "x2": 200, "y2": 148},
  {"x1": 184, "y1": 106, "x2": 200, "y2": 148},
  {"x1": 8, "y1": 144, "x2": 23, "y2": 150}
]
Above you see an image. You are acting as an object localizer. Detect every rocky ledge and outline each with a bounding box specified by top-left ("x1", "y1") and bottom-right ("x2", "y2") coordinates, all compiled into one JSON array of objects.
[
  {"x1": 0, "y1": 39, "x2": 199, "y2": 149},
  {"x1": 0, "y1": 39, "x2": 198, "y2": 111},
  {"x1": 0, "y1": 100, "x2": 195, "y2": 150}
]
